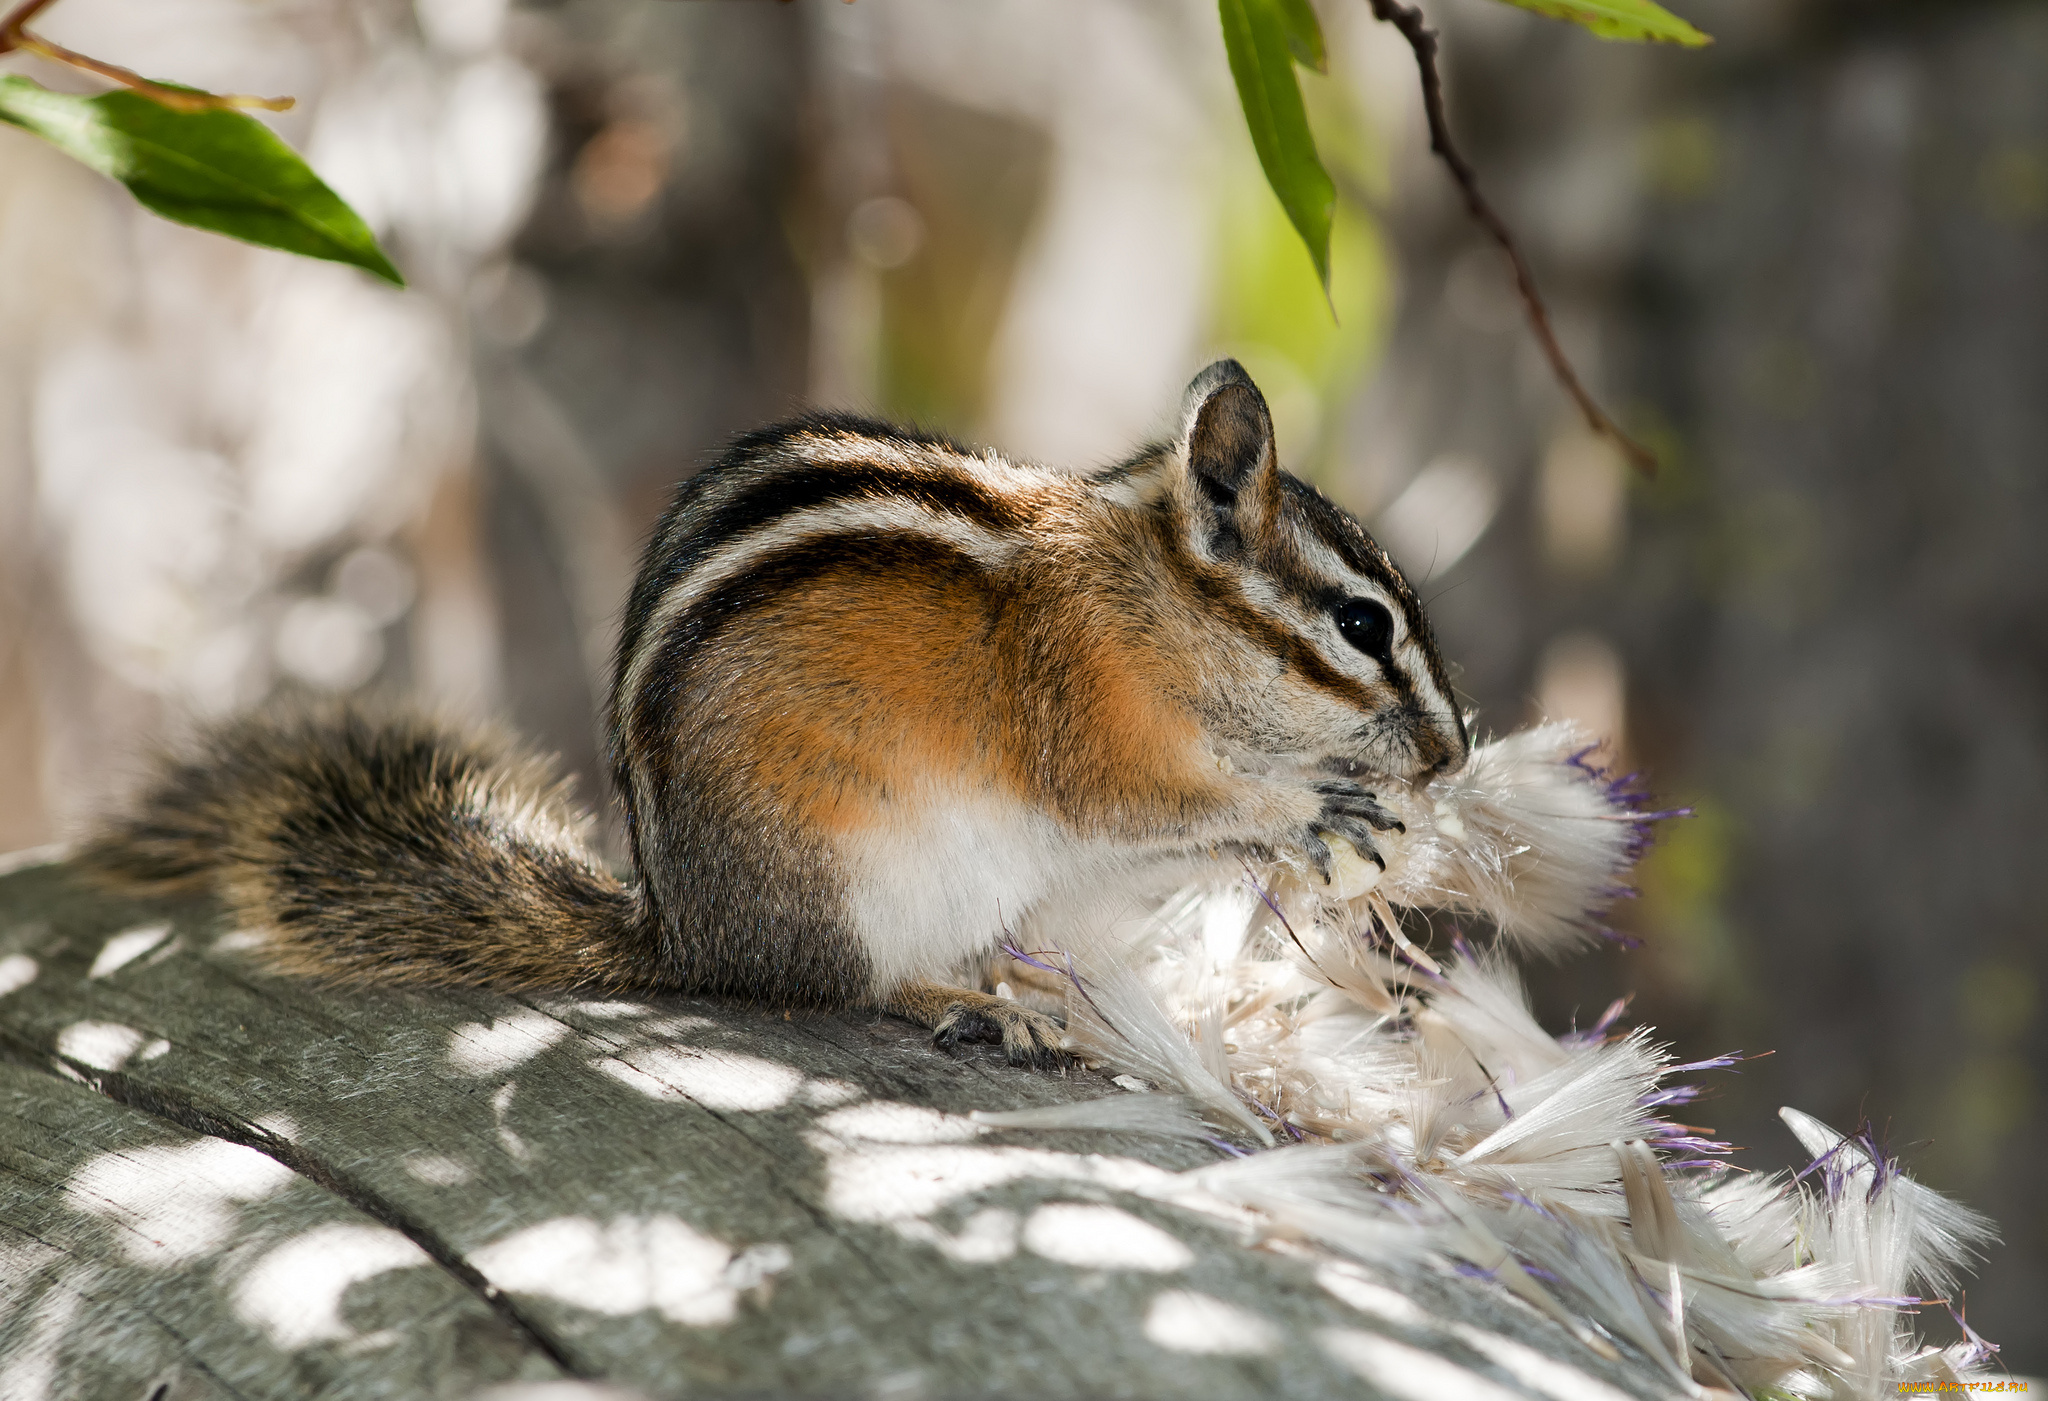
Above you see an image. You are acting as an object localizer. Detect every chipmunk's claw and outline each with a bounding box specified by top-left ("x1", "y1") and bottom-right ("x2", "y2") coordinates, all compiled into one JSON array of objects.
[
  {"x1": 1305, "y1": 831, "x2": 1335, "y2": 885},
  {"x1": 1311, "y1": 779, "x2": 1405, "y2": 833},
  {"x1": 1302, "y1": 777, "x2": 1397, "y2": 888}
]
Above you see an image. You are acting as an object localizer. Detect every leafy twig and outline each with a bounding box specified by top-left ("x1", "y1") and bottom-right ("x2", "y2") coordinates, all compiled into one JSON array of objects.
[
  {"x1": 0, "y1": 0, "x2": 393, "y2": 283},
  {"x1": 0, "y1": 0, "x2": 294, "y2": 112},
  {"x1": 1365, "y1": 0, "x2": 1657, "y2": 474}
]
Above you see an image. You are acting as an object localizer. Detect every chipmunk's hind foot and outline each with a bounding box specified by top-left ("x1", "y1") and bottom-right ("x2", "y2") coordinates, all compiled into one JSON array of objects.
[
  {"x1": 891, "y1": 980, "x2": 1069, "y2": 1069},
  {"x1": 935, "y1": 996, "x2": 1070, "y2": 1069}
]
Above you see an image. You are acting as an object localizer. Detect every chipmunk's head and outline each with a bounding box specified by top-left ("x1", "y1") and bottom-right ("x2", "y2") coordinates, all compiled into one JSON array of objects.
[{"x1": 1157, "y1": 359, "x2": 1467, "y2": 782}]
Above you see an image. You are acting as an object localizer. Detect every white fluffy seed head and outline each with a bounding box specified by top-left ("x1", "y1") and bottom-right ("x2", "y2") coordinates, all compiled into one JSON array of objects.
[
  {"x1": 1372, "y1": 721, "x2": 1639, "y2": 951},
  {"x1": 978, "y1": 723, "x2": 1996, "y2": 1396}
]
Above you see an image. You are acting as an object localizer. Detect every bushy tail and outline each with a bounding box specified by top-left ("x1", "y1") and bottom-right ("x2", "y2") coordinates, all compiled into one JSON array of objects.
[{"x1": 81, "y1": 701, "x2": 662, "y2": 992}]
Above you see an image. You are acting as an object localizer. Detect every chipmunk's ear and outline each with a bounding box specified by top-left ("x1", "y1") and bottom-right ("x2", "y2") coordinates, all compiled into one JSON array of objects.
[{"x1": 1178, "y1": 359, "x2": 1279, "y2": 527}]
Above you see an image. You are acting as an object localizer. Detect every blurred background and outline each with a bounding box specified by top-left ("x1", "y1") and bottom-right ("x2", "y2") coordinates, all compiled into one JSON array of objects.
[{"x1": 0, "y1": 0, "x2": 2040, "y2": 1367}]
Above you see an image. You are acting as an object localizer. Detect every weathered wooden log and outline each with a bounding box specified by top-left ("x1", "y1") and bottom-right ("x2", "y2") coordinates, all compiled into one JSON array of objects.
[{"x1": 0, "y1": 859, "x2": 1678, "y2": 1400}]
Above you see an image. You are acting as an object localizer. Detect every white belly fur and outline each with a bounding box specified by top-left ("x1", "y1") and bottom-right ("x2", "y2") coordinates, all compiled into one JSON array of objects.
[{"x1": 835, "y1": 789, "x2": 1196, "y2": 992}]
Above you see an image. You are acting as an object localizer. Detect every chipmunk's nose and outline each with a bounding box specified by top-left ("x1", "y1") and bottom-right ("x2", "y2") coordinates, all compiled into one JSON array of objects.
[{"x1": 1415, "y1": 707, "x2": 1468, "y2": 778}]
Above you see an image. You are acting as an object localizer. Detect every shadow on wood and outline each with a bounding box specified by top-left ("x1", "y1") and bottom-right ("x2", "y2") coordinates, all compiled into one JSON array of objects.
[{"x1": 0, "y1": 860, "x2": 1680, "y2": 1400}]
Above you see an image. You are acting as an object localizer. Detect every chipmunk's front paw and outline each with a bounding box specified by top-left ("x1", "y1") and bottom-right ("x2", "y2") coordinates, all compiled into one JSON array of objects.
[
  {"x1": 932, "y1": 995, "x2": 1070, "y2": 1070},
  {"x1": 1304, "y1": 779, "x2": 1404, "y2": 887}
]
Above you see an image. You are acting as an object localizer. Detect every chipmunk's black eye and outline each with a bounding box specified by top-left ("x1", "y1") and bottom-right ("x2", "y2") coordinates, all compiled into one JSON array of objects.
[{"x1": 1335, "y1": 598, "x2": 1394, "y2": 662}]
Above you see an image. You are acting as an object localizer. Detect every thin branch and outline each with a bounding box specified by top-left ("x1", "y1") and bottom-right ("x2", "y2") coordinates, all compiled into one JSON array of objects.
[
  {"x1": 1366, "y1": 0, "x2": 1657, "y2": 475},
  {"x1": 0, "y1": 0, "x2": 56, "y2": 47},
  {"x1": 0, "y1": 0, "x2": 293, "y2": 113}
]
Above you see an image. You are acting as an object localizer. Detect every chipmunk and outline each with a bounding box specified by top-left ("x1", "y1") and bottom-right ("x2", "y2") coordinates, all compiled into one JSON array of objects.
[{"x1": 84, "y1": 360, "x2": 1467, "y2": 1066}]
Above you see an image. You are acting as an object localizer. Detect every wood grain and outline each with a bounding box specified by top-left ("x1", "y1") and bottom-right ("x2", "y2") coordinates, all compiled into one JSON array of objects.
[{"x1": 0, "y1": 860, "x2": 1679, "y2": 1400}]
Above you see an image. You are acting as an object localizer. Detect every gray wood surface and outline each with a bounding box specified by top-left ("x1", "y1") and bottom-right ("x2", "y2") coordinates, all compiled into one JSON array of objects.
[{"x1": 0, "y1": 860, "x2": 1678, "y2": 1400}]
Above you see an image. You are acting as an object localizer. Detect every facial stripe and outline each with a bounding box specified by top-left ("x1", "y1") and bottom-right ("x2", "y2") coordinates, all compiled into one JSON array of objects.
[
  {"x1": 1284, "y1": 478, "x2": 1388, "y2": 577},
  {"x1": 1272, "y1": 479, "x2": 1464, "y2": 740},
  {"x1": 1281, "y1": 480, "x2": 1430, "y2": 620},
  {"x1": 1154, "y1": 514, "x2": 1389, "y2": 715},
  {"x1": 1168, "y1": 483, "x2": 1430, "y2": 713},
  {"x1": 1170, "y1": 476, "x2": 1467, "y2": 766}
]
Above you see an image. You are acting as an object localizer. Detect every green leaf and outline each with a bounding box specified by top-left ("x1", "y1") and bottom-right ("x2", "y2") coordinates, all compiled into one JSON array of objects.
[
  {"x1": 1487, "y1": 0, "x2": 1710, "y2": 46},
  {"x1": 0, "y1": 75, "x2": 403, "y2": 286},
  {"x1": 1220, "y1": 0, "x2": 1336, "y2": 296},
  {"x1": 1275, "y1": 0, "x2": 1328, "y2": 73}
]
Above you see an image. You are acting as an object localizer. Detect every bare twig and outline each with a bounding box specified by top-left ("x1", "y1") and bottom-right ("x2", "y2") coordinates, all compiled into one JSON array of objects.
[
  {"x1": 0, "y1": 0, "x2": 55, "y2": 44},
  {"x1": 0, "y1": 0, "x2": 294, "y2": 113},
  {"x1": 1366, "y1": 0, "x2": 1656, "y2": 474}
]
